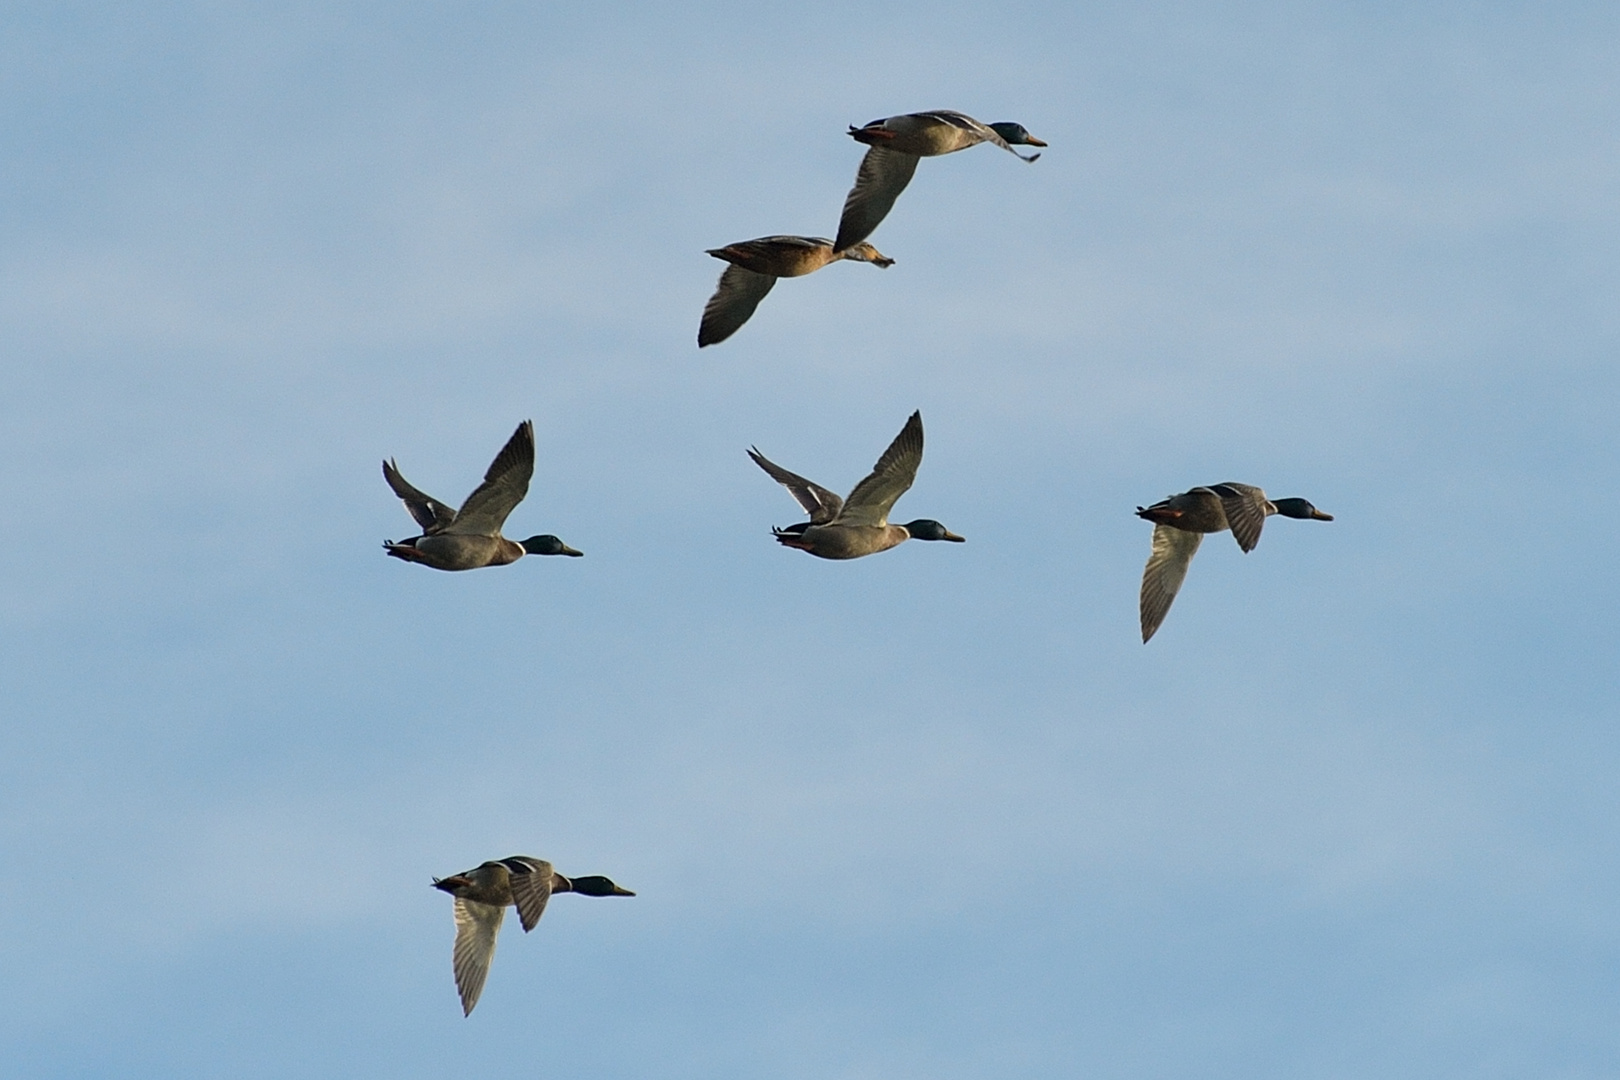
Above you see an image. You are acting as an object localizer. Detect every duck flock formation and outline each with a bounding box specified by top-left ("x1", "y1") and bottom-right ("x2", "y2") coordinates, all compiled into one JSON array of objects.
[{"x1": 392, "y1": 108, "x2": 1334, "y2": 1015}]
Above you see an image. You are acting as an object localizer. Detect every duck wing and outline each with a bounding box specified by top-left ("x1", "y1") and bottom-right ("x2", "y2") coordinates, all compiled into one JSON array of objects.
[
  {"x1": 446, "y1": 421, "x2": 535, "y2": 537},
  {"x1": 1211, "y1": 482, "x2": 1271, "y2": 553},
  {"x1": 500, "y1": 857, "x2": 555, "y2": 932},
  {"x1": 834, "y1": 146, "x2": 920, "y2": 252},
  {"x1": 1140, "y1": 525, "x2": 1204, "y2": 643},
  {"x1": 838, "y1": 411, "x2": 924, "y2": 528},
  {"x1": 916, "y1": 109, "x2": 985, "y2": 128},
  {"x1": 382, "y1": 459, "x2": 457, "y2": 533},
  {"x1": 748, "y1": 448, "x2": 844, "y2": 524},
  {"x1": 698, "y1": 265, "x2": 777, "y2": 347},
  {"x1": 451, "y1": 898, "x2": 506, "y2": 1015}
]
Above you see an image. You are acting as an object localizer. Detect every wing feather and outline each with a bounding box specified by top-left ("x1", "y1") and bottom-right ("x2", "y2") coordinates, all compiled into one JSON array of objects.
[
  {"x1": 1211, "y1": 482, "x2": 1271, "y2": 553},
  {"x1": 446, "y1": 421, "x2": 535, "y2": 536},
  {"x1": 917, "y1": 109, "x2": 982, "y2": 130},
  {"x1": 834, "y1": 146, "x2": 920, "y2": 252},
  {"x1": 748, "y1": 448, "x2": 844, "y2": 524},
  {"x1": 451, "y1": 898, "x2": 506, "y2": 1015},
  {"x1": 501, "y1": 857, "x2": 555, "y2": 932},
  {"x1": 839, "y1": 411, "x2": 924, "y2": 527},
  {"x1": 383, "y1": 459, "x2": 457, "y2": 533},
  {"x1": 699, "y1": 265, "x2": 777, "y2": 347},
  {"x1": 1140, "y1": 525, "x2": 1204, "y2": 643}
]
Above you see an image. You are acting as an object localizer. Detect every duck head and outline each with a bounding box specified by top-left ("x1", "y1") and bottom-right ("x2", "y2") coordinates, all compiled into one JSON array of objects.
[
  {"x1": 902, "y1": 519, "x2": 966, "y2": 542},
  {"x1": 838, "y1": 241, "x2": 895, "y2": 268},
  {"x1": 1271, "y1": 498, "x2": 1334, "y2": 521},
  {"x1": 988, "y1": 122, "x2": 1047, "y2": 148},
  {"x1": 522, "y1": 535, "x2": 584, "y2": 556},
  {"x1": 568, "y1": 875, "x2": 637, "y2": 897}
]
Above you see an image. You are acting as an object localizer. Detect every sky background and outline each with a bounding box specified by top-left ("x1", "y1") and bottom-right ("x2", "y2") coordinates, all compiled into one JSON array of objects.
[{"x1": 3, "y1": 2, "x2": 1619, "y2": 1077}]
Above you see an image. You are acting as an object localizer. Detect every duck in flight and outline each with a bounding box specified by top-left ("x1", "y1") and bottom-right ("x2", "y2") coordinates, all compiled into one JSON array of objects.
[
  {"x1": 382, "y1": 420, "x2": 583, "y2": 570},
  {"x1": 698, "y1": 235, "x2": 893, "y2": 347},
  {"x1": 834, "y1": 110, "x2": 1046, "y2": 253},
  {"x1": 1137, "y1": 483, "x2": 1333, "y2": 642},
  {"x1": 431, "y1": 856, "x2": 635, "y2": 1015},
  {"x1": 749, "y1": 410, "x2": 964, "y2": 560}
]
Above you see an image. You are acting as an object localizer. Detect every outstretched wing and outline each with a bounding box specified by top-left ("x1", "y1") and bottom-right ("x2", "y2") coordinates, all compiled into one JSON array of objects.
[
  {"x1": 451, "y1": 898, "x2": 506, "y2": 1015},
  {"x1": 1140, "y1": 525, "x2": 1204, "y2": 643},
  {"x1": 748, "y1": 448, "x2": 844, "y2": 525},
  {"x1": 500, "y1": 857, "x2": 556, "y2": 933},
  {"x1": 447, "y1": 421, "x2": 535, "y2": 536},
  {"x1": 698, "y1": 265, "x2": 777, "y2": 347},
  {"x1": 834, "y1": 146, "x2": 920, "y2": 252},
  {"x1": 382, "y1": 459, "x2": 457, "y2": 533},
  {"x1": 839, "y1": 411, "x2": 924, "y2": 527},
  {"x1": 1211, "y1": 482, "x2": 1271, "y2": 553}
]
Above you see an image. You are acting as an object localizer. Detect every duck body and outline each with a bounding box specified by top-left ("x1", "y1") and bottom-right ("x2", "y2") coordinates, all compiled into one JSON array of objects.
[
  {"x1": 835, "y1": 110, "x2": 1046, "y2": 252},
  {"x1": 383, "y1": 533, "x2": 526, "y2": 570},
  {"x1": 431, "y1": 856, "x2": 634, "y2": 1016},
  {"x1": 773, "y1": 522, "x2": 914, "y2": 560},
  {"x1": 381, "y1": 421, "x2": 582, "y2": 571},
  {"x1": 749, "y1": 411, "x2": 964, "y2": 561},
  {"x1": 1136, "y1": 483, "x2": 1333, "y2": 642},
  {"x1": 848, "y1": 110, "x2": 1045, "y2": 158},
  {"x1": 699, "y1": 236, "x2": 893, "y2": 347},
  {"x1": 1135, "y1": 486, "x2": 1230, "y2": 534},
  {"x1": 707, "y1": 235, "x2": 889, "y2": 277}
]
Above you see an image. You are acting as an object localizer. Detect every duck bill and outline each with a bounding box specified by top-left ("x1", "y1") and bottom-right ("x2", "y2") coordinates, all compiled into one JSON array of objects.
[
  {"x1": 432, "y1": 875, "x2": 470, "y2": 892},
  {"x1": 943, "y1": 530, "x2": 966, "y2": 542},
  {"x1": 561, "y1": 544, "x2": 585, "y2": 557},
  {"x1": 1024, "y1": 135, "x2": 1048, "y2": 147},
  {"x1": 611, "y1": 886, "x2": 637, "y2": 897},
  {"x1": 1310, "y1": 510, "x2": 1335, "y2": 521}
]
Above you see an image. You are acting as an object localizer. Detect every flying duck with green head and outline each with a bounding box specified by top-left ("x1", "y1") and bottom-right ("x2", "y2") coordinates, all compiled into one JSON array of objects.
[
  {"x1": 431, "y1": 856, "x2": 634, "y2": 1015},
  {"x1": 749, "y1": 410, "x2": 964, "y2": 560},
  {"x1": 1137, "y1": 482, "x2": 1333, "y2": 642},
  {"x1": 382, "y1": 420, "x2": 583, "y2": 570},
  {"x1": 834, "y1": 109, "x2": 1046, "y2": 252}
]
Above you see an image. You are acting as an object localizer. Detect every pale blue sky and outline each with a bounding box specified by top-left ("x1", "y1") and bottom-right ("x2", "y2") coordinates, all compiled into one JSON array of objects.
[{"x1": 3, "y1": 3, "x2": 1619, "y2": 1078}]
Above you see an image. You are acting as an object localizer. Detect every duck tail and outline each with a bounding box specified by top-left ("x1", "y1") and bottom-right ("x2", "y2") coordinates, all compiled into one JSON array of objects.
[
  {"x1": 383, "y1": 540, "x2": 430, "y2": 563},
  {"x1": 771, "y1": 526, "x2": 813, "y2": 550}
]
